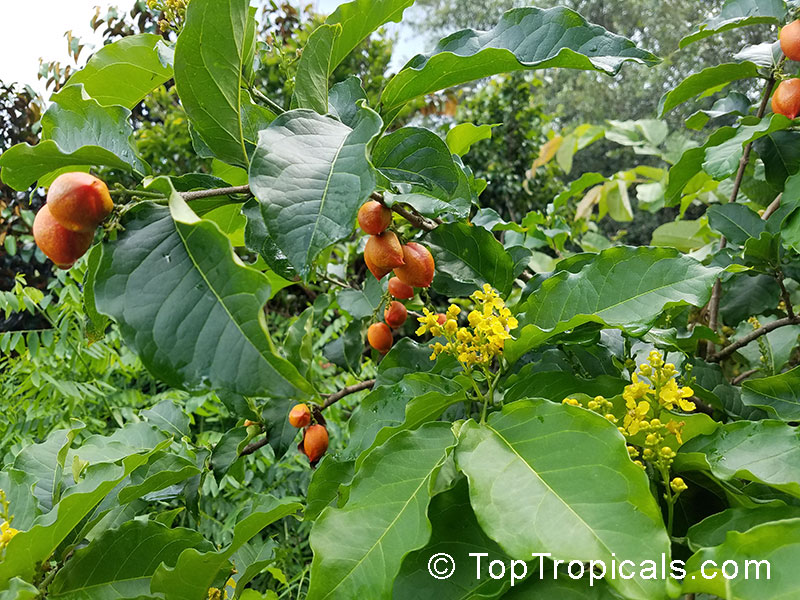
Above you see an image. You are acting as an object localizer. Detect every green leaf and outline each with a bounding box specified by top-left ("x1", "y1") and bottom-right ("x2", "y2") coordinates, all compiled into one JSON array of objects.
[
  {"x1": 49, "y1": 520, "x2": 212, "y2": 599},
  {"x1": 504, "y1": 369, "x2": 625, "y2": 404},
  {"x1": 151, "y1": 495, "x2": 302, "y2": 600},
  {"x1": 445, "y1": 123, "x2": 496, "y2": 156},
  {"x1": 393, "y1": 478, "x2": 513, "y2": 599},
  {"x1": 0, "y1": 470, "x2": 40, "y2": 531},
  {"x1": 455, "y1": 400, "x2": 671, "y2": 600},
  {"x1": 94, "y1": 183, "x2": 313, "y2": 399},
  {"x1": 508, "y1": 247, "x2": 721, "y2": 362},
  {"x1": 741, "y1": 366, "x2": 800, "y2": 420},
  {"x1": 755, "y1": 130, "x2": 800, "y2": 190},
  {"x1": 374, "y1": 337, "x2": 460, "y2": 387},
  {"x1": 373, "y1": 127, "x2": 461, "y2": 197},
  {"x1": 261, "y1": 398, "x2": 300, "y2": 460},
  {"x1": 680, "y1": 0, "x2": 785, "y2": 48},
  {"x1": 502, "y1": 574, "x2": 620, "y2": 599},
  {"x1": 175, "y1": 0, "x2": 269, "y2": 167},
  {"x1": 118, "y1": 451, "x2": 202, "y2": 503},
  {"x1": 650, "y1": 219, "x2": 714, "y2": 252},
  {"x1": 292, "y1": 24, "x2": 342, "y2": 113},
  {"x1": 703, "y1": 114, "x2": 793, "y2": 179},
  {"x1": 210, "y1": 428, "x2": 249, "y2": 482},
  {"x1": 142, "y1": 399, "x2": 191, "y2": 438},
  {"x1": 428, "y1": 223, "x2": 517, "y2": 297},
  {"x1": 249, "y1": 107, "x2": 382, "y2": 278},
  {"x1": 381, "y1": 7, "x2": 659, "y2": 115},
  {"x1": 683, "y1": 519, "x2": 800, "y2": 599},
  {"x1": 307, "y1": 424, "x2": 456, "y2": 600},
  {"x1": 325, "y1": 0, "x2": 416, "y2": 71},
  {"x1": 0, "y1": 445, "x2": 166, "y2": 586},
  {"x1": 328, "y1": 76, "x2": 368, "y2": 128},
  {"x1": 232, "y1": 538, "x2": 277, "y2": 597},
  {"x1": 305, "y1": 456, "x2": 355, "y2": 522},
  {"x1": 658, "y1": 62, "x2": 760, "y2": 117},
  {"x1": 0, "y1": 579, "x2": 38, "y2": 600},
  {"x1": 707, "y1": 204, "x2": 766, "y2": 245},
  {"x1": 687, "y1": 506, "x2": 800, "y2": 551},
  {"x1": 65, "y1": 33, "x2": 173, "y2": 108},
  {"x1": 677, "y1": 420, "x2": 800, "y2": 498},
  {"x1": 241, "y1": 199, "x2": 297, "y2": 281}
]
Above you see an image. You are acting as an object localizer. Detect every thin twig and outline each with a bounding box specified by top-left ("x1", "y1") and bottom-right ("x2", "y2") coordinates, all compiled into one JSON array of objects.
[
  {"x1": 732, "y1": 369, "x2": 759, "y2": 385},
  {"x1": 371, "y1": 192, "x2": 440, "y2": 232},
  {"x1": 240, "y1": 436, "x2": 269, "y2": 456},
  {"x1": 710, "y1": 316, "x2": 800, "y2": 362},
  {"x1": 322, "y1": 379, "x2": 376, "y2": 409},
  {"x1": 777, "y1": 271, "x2": 795, "y2": 319},
  {"x1": 762, "y1": 193, "x2": 783, "y2": 221},
  {"x1": 181, "y1": 185, "x2": 251, "y2": 201}
]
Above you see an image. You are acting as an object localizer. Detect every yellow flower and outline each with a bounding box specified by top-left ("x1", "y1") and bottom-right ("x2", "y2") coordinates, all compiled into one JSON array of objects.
[
  {"x1": 562, "y1": 398, "x2": 581, "y2": 407},
  {"x1": 0, "y1": 522, "x2": 18, "y2": 548},
  {"x1": 659, "y1": 379, "x2": 695, "y2": 411},
  {"x1": 670, "y1": 477, "x2": 688, "y2": 493}
]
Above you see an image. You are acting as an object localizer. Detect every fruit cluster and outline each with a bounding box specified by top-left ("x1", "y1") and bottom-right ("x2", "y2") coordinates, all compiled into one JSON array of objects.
[
  {"x1": 32, "y1": 173, "x2": 113, "y2": 269},
  {"x1": 774, "y1": 21, "x2": 800, "y2": 119},
  {"x1": 357, "y1": 200, "x2": 435, "y2": 355},
  {"x1": 288, "y1": 403, "x2": 328, "y2": 465}
]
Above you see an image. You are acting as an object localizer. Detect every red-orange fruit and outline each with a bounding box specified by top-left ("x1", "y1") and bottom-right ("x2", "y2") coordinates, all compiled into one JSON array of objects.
[
  {"x1": 367, "y1": 322, "x2": 393, "y2": 354},
  {"x1": 394, "y1": 242, "x2": 435, "y2": 288},
  {"x1": 388, "y1": 276, "x2": 414, "y2": 299},
  {"x1": 436, "y1": 313, "x2": 447, "y2": 325},
  {"x1": 780, "y1": 20, "x2": 800, "y2": 62},
  {"x1": 46, "y1": 172, "x2": 113, "y2": 233},
  {"x1": 364, "y1": 232, "x2": 404, "y2": 280},
  {"x1": 384, "y1": 301, "x2": 408, "y2": 328},
  {"x1": 288, "y1": 403, "x2": 312, "y2": 428},
  {"x1": 33, "y1": 205, "x2": 94, "y2": 269},
  {"x1": 772, "y1": 79, "x2": 800, "y2": 119},
  {"x1": 303, "y1": 424, "x2": 329, "y2": 463},
  {"x1": 357, "y1": 200, "x2": 392, "y2": 235}
]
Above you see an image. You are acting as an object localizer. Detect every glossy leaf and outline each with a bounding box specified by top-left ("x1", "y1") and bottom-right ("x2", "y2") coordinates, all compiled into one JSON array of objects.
[
  {"x1": 381, "y1": 7, "x2": 659, "y2": 114},
  {"x1": 292, "y1": 24, "x2": 341, "y2": 113},
  {"x1": 249, "y1": 107, "x2": 382, "y2": 278},
  {"x1": 94, "y1": 183, "x2": 313, "y2": 399},
  {"x1": 456, "y1": 400, "x2": 671, "y2": 600},
  {"x1": 741, "y1": 366, "x2": 800, "y2": 420},
  {"x1": 305, "y1": 456, "x2": 355, "y2": 522},
  {"x1": 445, "y1": 123, "x2": 496, "y2": 156},
  {"x1": 687, "y1": 506, "x2": 800, "y2": 551},
  {"x1": 703, "y1": 114, "x2": 793, "y2": 179},
  {"x1": 658, "y1": 62, "x2": 760, "y2": 117},
  {"x1": 49, "y1": 520, "x2": 212, "y2": 599},
  {"x1": 680, "y1": 0, "x2": 785, "y2": 48},
  {"x1": 508, "y1": 247, "x2": 721, "y2": 362},
  {"x1": 428, "y1": 223, "x2": 517, "y2": 297},
  {"x1": 308, "y1": 424, "x2": 456, "y2": 600},
  {"x1": 677, "y1": 420, "x2": 800, "y2": 498},
  {"x1": 65, "y1": 33, "x2": 173, "y2": 108},
  {"x1": 707, "y1": 203, "x2": 765, "y2": 245}
]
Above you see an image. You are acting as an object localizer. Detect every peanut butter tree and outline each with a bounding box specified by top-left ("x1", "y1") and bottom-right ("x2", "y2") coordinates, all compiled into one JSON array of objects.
[{"x1": 3, "y1": 0, "x2": 800, "y2": 598}]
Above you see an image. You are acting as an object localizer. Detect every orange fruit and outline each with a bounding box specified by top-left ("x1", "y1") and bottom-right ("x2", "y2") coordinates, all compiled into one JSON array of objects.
[
  {"x1": 384, "y1": 301, "x2": 408, "y2": 328},
  {"x1": 33, "y1": 205, "x2": 94, "y2": 269},
  {"x1": 364, "y1": 232, "x2": 404, "y2": 280},
  {"x1": 772, "y1": 78, "x2": 800, "y2": 119},
  {"x1": 388, "y1": 276, "x2": 414, "y2": 299},
  {"x1": 303, "y1": 424, "x2": 329, "y2": 463},
  {"x1": 288, "y1": 403, "x2": 312, "y2": 428},
  {"x1": 394, "y1": 242, "x2": 435, "y2": 288},
  {"x1": 46, "y1": 172, "x2": 113, "y2": 233},
  {"x1": 367, "y1": 322, "x2": 393, "y2": 353},
  {"x1": 780, "y1": 20, "x2": 800, "y2": 62},
  {"x1": 357, "y1": 200, "x2": 392, "y2": 235}
]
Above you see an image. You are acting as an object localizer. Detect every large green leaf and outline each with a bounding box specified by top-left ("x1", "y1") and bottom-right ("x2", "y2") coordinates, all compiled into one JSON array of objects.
[
  {"x1": 427, "y1": 223, "x2": 518, "y2": 298},
  {"x1": 445, "y1": 123, "x2": 496, "y2": 156},
  {"x1": 703, "y1": 114, "x2": 793, "y2": 179},
  {"x1": 292, "y1": 24, "x2": 341, "y2": 113},
  {"x1": 174, "y1": 0, "x2": 271, "y2": 167},
  {"x1": 756, "y1": 130, "x2": 800, "y2": 190},
  {"x1": 249, "y1": 107, "x2": 382, "y2": 278},
  {"x1": 658, "y1": 62, "x2": 760, "y2": 117},
  {"x1": 683, "y1": 519, "x2": 800, "y2": 599},
  {"x1": 455, "y1": 400, "x2": 671, "y2": 600},
  {"x1": 151, "y1": 495, "x2": 302, "y2": 600},
  {"x1": 49, "y1": 520, "x2": 212, "y2": 599},
  {"x1": 308, "y1": 424, "x2": 456, "y2": 600},
  {"x1": 93, "y1": 182, "x2": 313, "y2": 399},
  {"x1": 707, "y1": 203, "x2": 765, "y2": 245},
  {"x1": 65, "y1": 33, "x2": 173, "y2": 108},
  {"x1": 687, "y1": 506, "x2": 800, "y2": 551},
  {"x1": 502, "y1": 575, "x2": 619, "y2": 599},
  {"x1": 326, "y1": 0, "x2": 416, "y2": 71},
  {"x1": 393, "y1": 478, "x2": 513, "y2": 600},
  {"x1": 508, "y1": 247, "x2": 721, "y2": 362},
  {"x1": 741, "y1": 366, "x2": 800, "y2": 420},
  {"x1": 0, "y1": 470, "x2": 39, "y2": 531},
  {"x1": 677, "y1": 420, "x2": 800, "y2": 498},
  {"x1": 679, "y1": 0, "x2": 785, "y2": 48},
  {"x1": 380, "y1": 7, "x2": 659, "y2": 115}
]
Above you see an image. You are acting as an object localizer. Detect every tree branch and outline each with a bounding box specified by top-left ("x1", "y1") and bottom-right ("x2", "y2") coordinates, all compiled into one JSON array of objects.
[
  {"x1": 239, "y1": 436, "x2": 269, "y2": 456},
  {"x1": 732, "y1": 368, "x2": 759, "y2": 385},
  {"x1": 322, "y1": 379, "x2": 376, "y2": 409},
  {"x1": 710, "y1": 316, "x2": 800, "y2": 362},
  {"x1": 371, "y1": 192, "x2": 440, "y2": 232},
  {"x1": 181, "y1": 185, "x2": 251, "y2": 201}
]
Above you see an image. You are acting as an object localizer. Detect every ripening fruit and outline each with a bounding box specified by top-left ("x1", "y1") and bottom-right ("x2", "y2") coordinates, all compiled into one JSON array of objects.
[
  {"x1": 436, "y1": 313, "x2": 447, "y2": 325},
  {"x1": 388, "y1": 276, "x2": 414, "y2": 299},
  {"x1": 288, "y1": 403, "x2": 312, "y2": 428},
  {"x1": 364, "y1": 232, "x2": 404, "y2": 279},
  {"x1": 384, "y1": 301, "x2": 408, "y2": 328},
  {"x1": 780, "y1": 20, "x2": 800, "y2": 62},
  {"x1": 367, "y1": 322, "x2": 393, "y2": 353},
  {"x1": 33, "y1": 205, "x2": 94, "y2": 269},
  {"x1": 357, "y1": 200, "x2": 392, "y2": 235},
  {"x1": 303, "y1": 424, "x2": 329, "y2": 463},
  {"x1": 772, "y1": 79, "x2": 800, "y2": 119},
  {"x1": 46, "y1": 172, "x2": 113, "y2": 233},
  {"x1": 394, "y1": 242, "x2": 435, "y2": 288}
]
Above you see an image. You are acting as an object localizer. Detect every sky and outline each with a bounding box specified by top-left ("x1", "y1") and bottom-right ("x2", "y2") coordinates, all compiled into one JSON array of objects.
[{"x1": 0, "y1": 0, "x2": 418, "y2": 100}]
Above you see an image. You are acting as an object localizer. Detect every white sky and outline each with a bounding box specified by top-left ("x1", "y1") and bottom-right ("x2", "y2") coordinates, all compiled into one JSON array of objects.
[{"x1": 0, "y1": 0, "x2": 416, "y2": 100}]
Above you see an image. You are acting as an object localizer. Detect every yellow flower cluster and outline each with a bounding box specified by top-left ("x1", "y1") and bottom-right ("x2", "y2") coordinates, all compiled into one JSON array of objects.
[
  {"x1": 0, "y1": 522, "x2": 18, "y2": 549},
  {"x1": 147, "y1": 0, "x2": 188, "y2": 32},
  {"x1": 416, "y1": 285, "x2": 518, "y2": 367}
]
